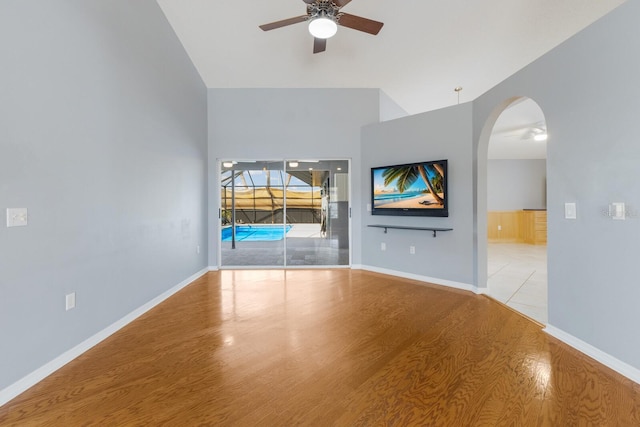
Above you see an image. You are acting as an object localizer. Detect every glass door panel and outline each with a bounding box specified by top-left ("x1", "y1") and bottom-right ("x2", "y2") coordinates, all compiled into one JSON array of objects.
[
  {"x1": 284, "y1": 160, "x2": 350, "y2": 266},
  {"x1": 220, "y1": 160, "x2": 286, "y2": 267}
]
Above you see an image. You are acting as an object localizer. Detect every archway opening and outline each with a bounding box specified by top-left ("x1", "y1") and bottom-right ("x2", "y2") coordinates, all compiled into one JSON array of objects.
[{"x1": 479, "y1": 97, "x2": 548, "y2": 324}]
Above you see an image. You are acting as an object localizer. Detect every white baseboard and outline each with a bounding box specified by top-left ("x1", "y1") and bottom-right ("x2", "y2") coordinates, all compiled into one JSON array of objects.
[
  {"x1": 544, "y1": 324, "x2": 640, "y2": 385},
  {"x1": 360, "y1": 265, "x2": 474, "y2": 293},
  {"x1": 208, "y1": 265, "x2": 219, "y2": 271},
  {"x1": 359, "y1": 268, "x2": 640, "y2": 385},
  {"x1": 0, "y1": 268, "x2": 210, "y2": 407}
]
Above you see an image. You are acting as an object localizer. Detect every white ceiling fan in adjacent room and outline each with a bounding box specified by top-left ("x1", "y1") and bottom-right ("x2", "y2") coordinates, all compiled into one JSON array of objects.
[{"x1": 488, "y1": 99, "x2": 548, "y2": 160}]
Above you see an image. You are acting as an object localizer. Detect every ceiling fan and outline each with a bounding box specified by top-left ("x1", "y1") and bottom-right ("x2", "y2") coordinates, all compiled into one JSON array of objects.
[
  {"x1": 259, "y1": 0, "x2": 384, "y2": 54},
  {"x1": 492, "y1": 122, "x2": 548, "y2": 141}
]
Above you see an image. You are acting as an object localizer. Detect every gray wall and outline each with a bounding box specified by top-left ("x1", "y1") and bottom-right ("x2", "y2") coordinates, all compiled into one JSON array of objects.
[
  {"x1": 0, "y1": 0, "x2": 208, "y2": 390},
  {"x1": 380, "y1": 90, "x2": 409, "y2": 122},
  {"x1": 474, "y1": 1, "x2": 639, "y2": 370},
  {"x1": 207, "y1": 88, "x2": 381, "y2": 266},
  {"x1": 488, "y1": 159, "x2": 546, "y2": 210},
  {"x1": 361, "y1": 103, "x2": 474, "y2": 285}
]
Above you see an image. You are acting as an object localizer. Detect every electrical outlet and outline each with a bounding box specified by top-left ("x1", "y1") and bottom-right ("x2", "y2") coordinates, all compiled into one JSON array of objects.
[
  {"x1": 381, "y1": 242, "x2": 386, "y2": 251},
  {"x1": 197, "y1": 245, "x2": 200, "y2": 254},
  {"x1": 66, "y1": 292, "x2": 76, "y2": 311},
  {"x1": 410, "y1": 246, "x2": 415, "y2": 254},
  {"x1": 497, "y1": 225, "x2": 502, "y2": 231}
]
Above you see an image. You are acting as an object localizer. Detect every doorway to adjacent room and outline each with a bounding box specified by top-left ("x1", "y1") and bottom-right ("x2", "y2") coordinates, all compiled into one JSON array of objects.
[{"x1": 485, "y1": 98, "x2": 548, "y2": 324}]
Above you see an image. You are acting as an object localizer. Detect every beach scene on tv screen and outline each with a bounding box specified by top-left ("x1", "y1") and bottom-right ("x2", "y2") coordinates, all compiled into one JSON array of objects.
[{"x1": 373, "y1": 162, "x2": 445, "y2": 209}]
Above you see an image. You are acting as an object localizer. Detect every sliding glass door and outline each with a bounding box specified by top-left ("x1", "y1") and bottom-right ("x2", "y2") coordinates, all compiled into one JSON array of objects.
[
  {"x1": 219, "y1": 159, "x2": 350, "y2": 268},
  {"x1": 284, "y1": 160, "x2": 350, "y2": 266},
  {"x1": 220, "y1": 161, "x2": 285, "y2": 267}
]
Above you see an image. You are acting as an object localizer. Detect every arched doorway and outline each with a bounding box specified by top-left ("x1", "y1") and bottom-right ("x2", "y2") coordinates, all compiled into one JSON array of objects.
[{"x1": 478, "y1": 97, "x2": 548, "y2": 324}]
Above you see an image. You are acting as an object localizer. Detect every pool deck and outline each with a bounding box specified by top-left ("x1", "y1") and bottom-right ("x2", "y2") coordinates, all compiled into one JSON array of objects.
[
  {"x1": 285, "y1": 224, "x2": 322, "y2": 238},
  {"x1": 220, "y1": 223, "x2": 347, "y2": 267}
]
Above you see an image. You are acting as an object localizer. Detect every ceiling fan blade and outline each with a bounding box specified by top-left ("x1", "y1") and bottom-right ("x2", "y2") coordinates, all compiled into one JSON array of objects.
[
  {"x1": 313, "y1": 38, "x2": 327, "y2": 54},
  {"x1": 334, "y1": 0, "x2": 352, "y2": 7},
  {"x1": 302, "y1": 0, "x2": 315, "y2": 3},
  {"x1": 338, "y1": 13, "x2": 384, "y2": 35},
  {"x1": 259, "y1": 15, "x2": 307, "y2": 31}
]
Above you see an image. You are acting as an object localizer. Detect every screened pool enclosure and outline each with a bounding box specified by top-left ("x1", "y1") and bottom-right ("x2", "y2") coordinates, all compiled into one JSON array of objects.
[{"x1": 219, "y1": 160, "x2": 350, "y2": 267}]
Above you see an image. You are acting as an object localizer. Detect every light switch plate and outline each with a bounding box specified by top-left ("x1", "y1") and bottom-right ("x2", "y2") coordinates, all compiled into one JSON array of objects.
[
  {"x1": 611, "y1": 202, "x2": 625, "y2": 220},
  {"x1": 564, "y1": 203, "x2": 577, "y2": 220},
  {"x1": 66, "y1": 293, "x2": 76, "y2": 311},
  {"x1": 6, "y1": 208, "x2": 28, "y2": 227}
]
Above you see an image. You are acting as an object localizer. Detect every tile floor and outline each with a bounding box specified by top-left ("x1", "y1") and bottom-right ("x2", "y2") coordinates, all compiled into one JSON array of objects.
[{"x1": 487, "y1": 243, "x2": 547, "y2": 324}]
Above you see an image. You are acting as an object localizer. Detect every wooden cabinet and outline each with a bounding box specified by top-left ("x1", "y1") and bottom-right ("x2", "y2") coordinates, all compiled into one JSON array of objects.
[
  {"x1": 488, "y1": 210, "x2": 546, "y2": 245},
  {"x1": 523, "y1": 210, "x2": 547, "y2": 245},
  {"x1": 487, "y1": 211, "x2": 523, "y2": 243}
]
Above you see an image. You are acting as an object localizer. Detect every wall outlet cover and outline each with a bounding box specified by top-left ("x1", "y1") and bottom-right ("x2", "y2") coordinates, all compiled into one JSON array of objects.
[
  {"x1": 611, "y1": 202, "x2": 625, "y2": 220},
  {"x1": 6, "y1": 208, "x2": 28, "y2": 227},
  {"x1": 564, "y1": 203, "x2": 577, "y2": 220},
  {"x1": 66, "y1": 293, "x2": 76, "y2": 311}
]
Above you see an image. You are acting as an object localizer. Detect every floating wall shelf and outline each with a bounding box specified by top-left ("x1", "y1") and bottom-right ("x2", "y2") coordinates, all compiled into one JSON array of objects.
[{"x1": 368, "y1": 224, "x2": 453, "y2": 238}]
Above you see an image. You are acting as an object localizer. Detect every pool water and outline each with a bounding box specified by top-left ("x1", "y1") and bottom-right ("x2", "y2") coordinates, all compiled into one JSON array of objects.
[{"x1": 221, "y1": 225, "x2": 292, "y2": 242}]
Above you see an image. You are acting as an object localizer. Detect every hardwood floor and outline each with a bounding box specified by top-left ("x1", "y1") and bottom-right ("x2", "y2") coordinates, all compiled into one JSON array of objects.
[{"x1": 1, "y1": 270, "x2": 639, "y2": 426}]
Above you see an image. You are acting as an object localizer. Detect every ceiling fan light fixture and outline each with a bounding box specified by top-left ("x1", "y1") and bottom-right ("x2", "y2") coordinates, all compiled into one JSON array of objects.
[{"x1": 308, "y1": 16, "x2": 337, "y2": 39}]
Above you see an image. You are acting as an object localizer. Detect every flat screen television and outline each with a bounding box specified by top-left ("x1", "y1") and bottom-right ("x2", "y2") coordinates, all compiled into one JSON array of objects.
[{"x1": 371, "y1": 159, "x2": 448, "y2": 217}]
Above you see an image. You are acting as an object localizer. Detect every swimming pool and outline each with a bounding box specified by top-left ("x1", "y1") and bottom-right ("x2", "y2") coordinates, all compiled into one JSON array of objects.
[{"x1": 221, "y1": 224, "x2": 292, "y2": 242}]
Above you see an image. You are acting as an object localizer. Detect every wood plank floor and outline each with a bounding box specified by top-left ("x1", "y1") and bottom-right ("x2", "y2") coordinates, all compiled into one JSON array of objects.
[{"x1": 1, "y1": 270, "x2": 639, "y2": 426}]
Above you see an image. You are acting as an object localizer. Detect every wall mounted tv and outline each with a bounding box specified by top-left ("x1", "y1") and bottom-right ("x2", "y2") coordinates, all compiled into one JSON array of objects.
[{"x1": 371, "y1": 160, "x2": 448, "y2": 217}]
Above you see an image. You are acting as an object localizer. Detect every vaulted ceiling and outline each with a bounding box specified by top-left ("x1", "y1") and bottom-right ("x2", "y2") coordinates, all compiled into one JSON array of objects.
[{"x1": 157, "y1": 0, "x2": 624, "y2": 115}]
